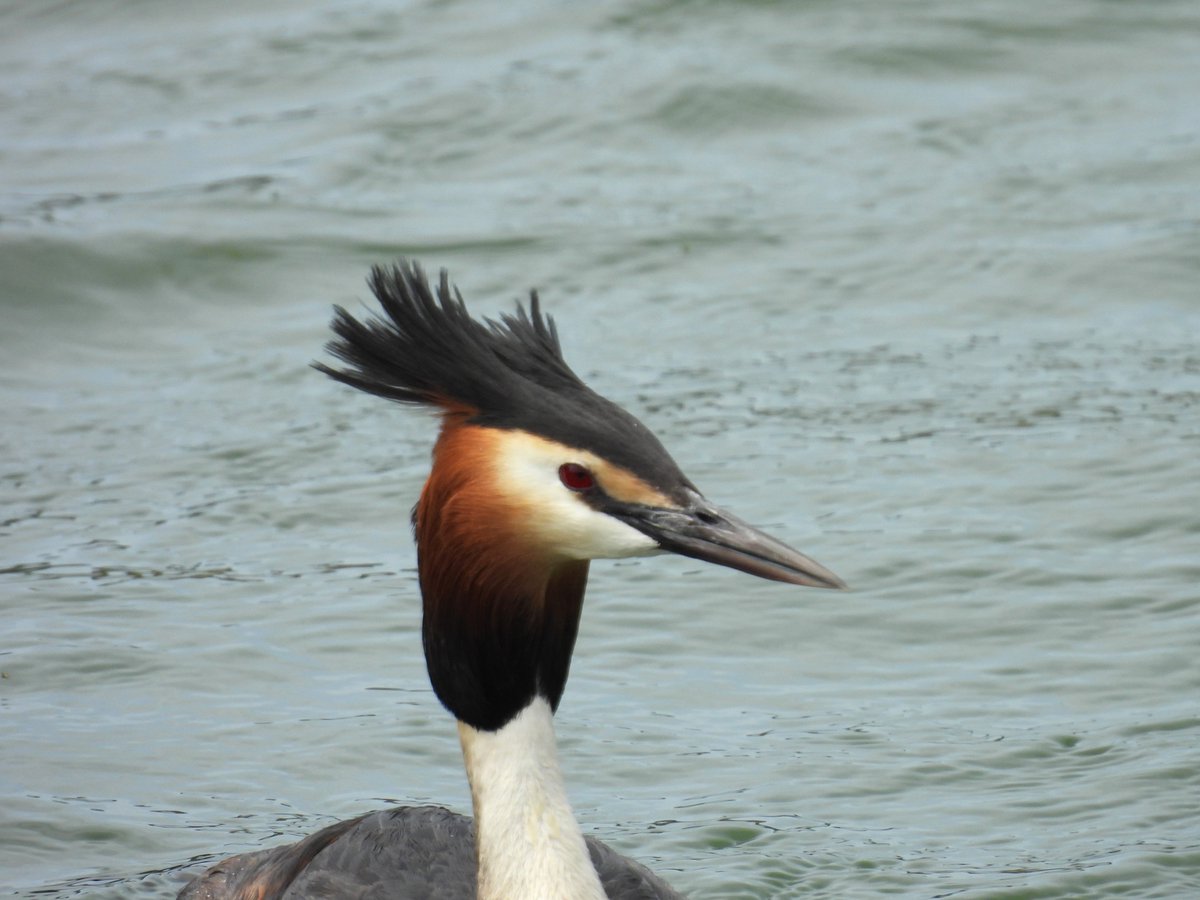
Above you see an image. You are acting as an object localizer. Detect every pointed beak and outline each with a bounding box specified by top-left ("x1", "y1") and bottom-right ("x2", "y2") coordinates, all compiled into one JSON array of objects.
[{"x1": 609, "y1": 490, "x2": 846, "y2": 589}]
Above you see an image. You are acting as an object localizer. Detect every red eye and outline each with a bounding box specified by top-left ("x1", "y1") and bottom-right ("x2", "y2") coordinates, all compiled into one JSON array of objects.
[{"x1": 558, "y1": 463, "x2": 595, "y2": 492}]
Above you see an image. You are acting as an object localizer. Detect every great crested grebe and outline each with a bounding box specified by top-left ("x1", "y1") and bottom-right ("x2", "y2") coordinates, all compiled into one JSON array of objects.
[{"x1": 179, "y1": 261, "x2": 844, "y2": 900}]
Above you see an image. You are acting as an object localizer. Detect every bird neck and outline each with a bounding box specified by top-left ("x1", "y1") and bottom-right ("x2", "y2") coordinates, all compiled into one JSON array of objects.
[
  {"x1": 458, "y1": 698, "x2": 605, "y2": 900},
  {"x1": 416, "y1": 421, "x2": 591, "y2": 731}
]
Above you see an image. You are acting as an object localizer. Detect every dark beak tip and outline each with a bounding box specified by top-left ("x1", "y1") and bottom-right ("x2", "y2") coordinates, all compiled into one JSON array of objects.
[
  {"x1": 826, "y1": 577, "x2": 850, "y2": 591},
  {"x1": 774, "y1": 553, "x2": 846, "y2": 591},
  {"x1": 792, "y1": 571, "x2": 848, "y2": 591}
]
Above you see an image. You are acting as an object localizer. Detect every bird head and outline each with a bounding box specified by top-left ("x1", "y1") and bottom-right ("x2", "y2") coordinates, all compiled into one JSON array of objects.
[{"x1": 316, "y1": 261, "x2": 843, "y2": 731}]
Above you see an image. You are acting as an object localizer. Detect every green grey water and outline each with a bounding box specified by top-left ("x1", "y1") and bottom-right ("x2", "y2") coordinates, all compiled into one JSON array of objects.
[{"x1": 3, "y1": 1, "x2": 1199, "y2": 897}]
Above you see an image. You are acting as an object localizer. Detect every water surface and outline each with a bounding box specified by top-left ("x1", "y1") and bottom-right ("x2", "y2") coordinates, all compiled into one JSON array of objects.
[{"x1": 3, "y1": 2, "x2": 1199, "y2": 897}]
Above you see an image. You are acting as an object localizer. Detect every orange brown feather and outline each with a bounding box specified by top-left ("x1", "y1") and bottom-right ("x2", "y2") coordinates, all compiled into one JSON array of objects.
[{"x1": 415, "y1": 420, "x2": 590, "y2": 730}]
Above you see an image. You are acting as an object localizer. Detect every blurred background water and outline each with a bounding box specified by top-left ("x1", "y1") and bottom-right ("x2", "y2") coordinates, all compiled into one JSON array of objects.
[{"x1": 3, "y1": 1, "x2": 1199, "y2": 897}]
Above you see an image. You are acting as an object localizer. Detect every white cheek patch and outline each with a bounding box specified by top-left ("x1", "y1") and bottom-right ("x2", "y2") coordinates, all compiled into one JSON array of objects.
[{"x1": 494, "y1": 436, "x2": 660, "y2": 561}]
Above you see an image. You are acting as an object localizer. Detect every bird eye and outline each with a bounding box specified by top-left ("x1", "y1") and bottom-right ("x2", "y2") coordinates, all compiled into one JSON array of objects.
[{"x1": 558, "y1": 463, "x2": 595, "y2": 492}]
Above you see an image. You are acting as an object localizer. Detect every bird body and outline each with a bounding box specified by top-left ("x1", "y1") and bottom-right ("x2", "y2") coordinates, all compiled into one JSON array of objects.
[
  {"x1": 177, "y1": 803, "x2": 681, "y2": 899},
  {"x1": 179, "y1": 262, "x2": 842, "y2": 899}
]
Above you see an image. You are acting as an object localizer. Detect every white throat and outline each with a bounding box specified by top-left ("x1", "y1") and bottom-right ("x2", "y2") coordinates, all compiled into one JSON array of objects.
[{"x1": 458, "y1": 698, "x2": 606, "y2": 900}]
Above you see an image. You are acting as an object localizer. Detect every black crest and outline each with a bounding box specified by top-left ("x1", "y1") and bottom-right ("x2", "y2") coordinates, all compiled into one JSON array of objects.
[
  {"x1": 316, "y1": 260, "x2": 691, "y2": 498},
  {"x1": 314, "y1": 261, "x2": 582, "y2": 415}
]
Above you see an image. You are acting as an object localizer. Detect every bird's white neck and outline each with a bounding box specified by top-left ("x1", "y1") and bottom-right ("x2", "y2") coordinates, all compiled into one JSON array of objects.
[{"x1": 458, "y1": 698, "x2": 605, "y2": 900}]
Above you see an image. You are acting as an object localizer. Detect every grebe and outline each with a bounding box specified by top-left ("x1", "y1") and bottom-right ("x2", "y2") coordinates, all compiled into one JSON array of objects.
[{"x1": 179, "y1": 261, "x2": 844, "y2": 900}]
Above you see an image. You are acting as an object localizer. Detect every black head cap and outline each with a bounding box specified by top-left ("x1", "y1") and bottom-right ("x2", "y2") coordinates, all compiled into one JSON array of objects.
[{"x1": 315, "y1": 260, "x2": 694, "y2": 500}]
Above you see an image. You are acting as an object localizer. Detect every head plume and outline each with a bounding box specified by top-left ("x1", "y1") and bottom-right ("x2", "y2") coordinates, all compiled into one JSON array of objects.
[
  {"x1": 313, "y1": 261, "x2": 585, "y2": 420},
  {"x1": 314, "y1": 260, "x2": 691, "y2": 496}
]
